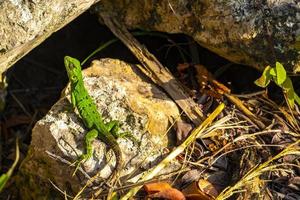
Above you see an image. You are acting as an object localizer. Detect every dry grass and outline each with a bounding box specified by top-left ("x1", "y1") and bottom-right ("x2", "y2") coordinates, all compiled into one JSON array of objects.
[{"x1": 216, "y1": 140, "x2": 300, "y2": 200}]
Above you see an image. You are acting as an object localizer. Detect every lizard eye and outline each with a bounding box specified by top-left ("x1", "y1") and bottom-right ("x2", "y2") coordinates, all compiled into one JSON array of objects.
[{"x1": 71, "y1": 76, "x2": 78, "y2": 82}]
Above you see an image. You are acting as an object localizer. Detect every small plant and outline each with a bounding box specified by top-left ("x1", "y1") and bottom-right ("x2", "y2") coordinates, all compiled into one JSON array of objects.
[
  {"x1": 0, "y1": 139, "x2": 19, "y2": 193},
  {"x1": 255, "y1": 62, "x2": 300, "y2": 108}
]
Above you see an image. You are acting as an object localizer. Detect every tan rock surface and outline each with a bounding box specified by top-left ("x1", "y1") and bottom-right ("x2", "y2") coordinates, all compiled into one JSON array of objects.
[{"x1": 18, "y1": 58, "x2": 181, "y2": 199}]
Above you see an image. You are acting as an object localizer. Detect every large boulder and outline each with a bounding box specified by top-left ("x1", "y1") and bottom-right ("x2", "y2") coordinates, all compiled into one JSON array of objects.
[{"x1": 18, "y1": 58, "x2": 181, "y2": 199}]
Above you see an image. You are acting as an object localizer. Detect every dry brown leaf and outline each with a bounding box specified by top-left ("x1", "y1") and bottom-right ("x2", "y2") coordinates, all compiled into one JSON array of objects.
[
  {"x1": 144, "y1": 182, "x2": 172, "y2": 194},
  {"x1": 183, "y1": 180, "x2": 219, "y2": 200},
  {"x1": 194, "y1": 64, "x2": 212, "y2": 88},
  {"x1": 176, "y1": 120, "x2": 193, "y2": 144},
  {"x1": 177, "y1": 63, "x2": 191, "y2": 73},
  {"x1": 147, "y1": 188, "x2": 186, "y2": 200}
]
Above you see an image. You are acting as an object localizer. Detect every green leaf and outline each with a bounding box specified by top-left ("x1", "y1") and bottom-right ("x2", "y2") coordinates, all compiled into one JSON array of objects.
[
  {"x1": 282, "y1": 77, "x2": 294, "y2": 92},
  {"x1": 0, "y1": 139, "x2": 19, "y2": 193},
  {"x1": 256, "y1": 62, "x2": 298, "y2": 109},
  {"x1": 286, "y1": 89, "x2": 295, "y2": 108},
  {"x1": 269, "y1": 67, "x2": 276, "y2": 76},
  {"x1": 282, "y1": 77, "x2": 295, "y2": 108},
  {"x1": 294, "y1": 93, "x2": 300, "y2": 106},
  {"x1": 275, "y1": 62, "x2": 287, "y2": 85},
  {"x1": 255, "y1": 66, "x2": 272, "y2": 88},
  {"x1": 0, "y1": 175, "x2": 9, "y2": 192}
]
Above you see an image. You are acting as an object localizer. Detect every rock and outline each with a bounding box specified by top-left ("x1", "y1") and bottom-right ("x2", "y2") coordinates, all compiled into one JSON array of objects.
[
  {"x1": 18, "y1": 58, "x2": 181, "y2": 199},
  {"x1": 1, "y1": 0, "x2": 299, "y2": 74},
  {"x1": 95, "y1": 0, "x2": 300, "y2": 72},
  {"x1": 0, "y1": 0, "x2": 98, "y2": 74}
]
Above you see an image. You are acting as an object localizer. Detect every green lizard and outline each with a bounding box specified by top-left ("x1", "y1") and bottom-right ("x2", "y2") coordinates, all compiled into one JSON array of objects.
[{"x1": 64, "y1": 56, "x2": 124, "y2": 188}]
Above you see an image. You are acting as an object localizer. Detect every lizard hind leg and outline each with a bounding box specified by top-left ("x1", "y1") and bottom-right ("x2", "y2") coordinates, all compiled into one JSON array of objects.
[
  {"x1": 72, "y1": 129, "x2": 99, "y2": 176},
  {"x1": 105, "y1": 120, "x2": 120, "y2": 134},
  {"x1": 106, "y1": 120, "x2": 140, "y2": 146}
]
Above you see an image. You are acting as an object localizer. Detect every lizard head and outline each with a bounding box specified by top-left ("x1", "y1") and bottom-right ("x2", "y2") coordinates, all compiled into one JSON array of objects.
[{"x1": 64, "y1": 56, "x2": 82, "y2": 84}]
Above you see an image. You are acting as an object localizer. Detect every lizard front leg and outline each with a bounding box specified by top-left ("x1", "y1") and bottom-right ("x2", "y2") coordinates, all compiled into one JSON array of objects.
[
  {"x1": 81, "y1": 129, "x2": 98, "y2": 161},
  {"x1": 65, "y1": 92, "x2": 76, "y2": 112},
  {"x1": 71, "y1": 92, "x2": 76, "y2": 109}
]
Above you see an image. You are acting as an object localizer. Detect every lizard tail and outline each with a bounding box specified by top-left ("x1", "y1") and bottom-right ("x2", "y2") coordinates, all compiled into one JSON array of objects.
[
  {"x1": 93, "y1": 133, "x2": 123, "y2": 199},
  {"x1": 103, "y1": 134, "x2": 124, "y2": 186},
  {"x1": 99, "y1": 134, "x2": 123, "y2": 199}
]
